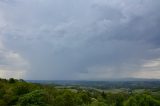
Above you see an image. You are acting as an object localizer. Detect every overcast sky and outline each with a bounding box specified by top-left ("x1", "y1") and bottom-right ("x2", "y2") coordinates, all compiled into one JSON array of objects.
[{"x1": 0, "y1": 0, "x2": 160, "y2": 80}]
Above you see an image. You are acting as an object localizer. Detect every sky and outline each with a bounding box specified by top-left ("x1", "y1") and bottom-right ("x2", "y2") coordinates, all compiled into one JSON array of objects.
[{"x1": 0, "y1": 0, "x2": 160, "y2": 80}]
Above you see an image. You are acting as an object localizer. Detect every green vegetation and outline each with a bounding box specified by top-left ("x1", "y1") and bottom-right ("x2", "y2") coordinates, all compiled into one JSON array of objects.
[{"x1": 0, "y1": 78, "x2": 160, "y2": 106}]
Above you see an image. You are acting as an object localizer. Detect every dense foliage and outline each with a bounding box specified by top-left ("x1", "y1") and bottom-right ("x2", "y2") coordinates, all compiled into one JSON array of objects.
[{"x1": 0, "y1": 78, "x2": 160, "y2": 106}]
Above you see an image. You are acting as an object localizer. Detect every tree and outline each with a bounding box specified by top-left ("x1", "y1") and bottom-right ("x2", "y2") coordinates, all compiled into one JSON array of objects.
[
  {"x1": 13, "y1": 83, "x2": 30, "y2": 96},
  {"x1": 9, "y1": 78, "x2": 16, "y2": 83},
  {"x1": 88, "y1": 101, "x2": 108, "y2": 106},
  {"x1": 124, "y1": 97, "x2": 137, "y2": 106},
  {"x1": 17, "y1": 90, "x2": 48, "y2": 106}
]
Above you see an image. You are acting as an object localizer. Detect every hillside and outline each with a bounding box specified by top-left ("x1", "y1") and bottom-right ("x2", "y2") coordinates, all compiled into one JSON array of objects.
[{"x1": 0, "y1": 78, "x2": 160, "y2": 106}]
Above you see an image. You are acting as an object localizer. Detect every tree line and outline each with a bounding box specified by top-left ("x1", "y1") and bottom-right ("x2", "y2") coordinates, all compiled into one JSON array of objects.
[{"x1": 0, "y1": 78, "x2": 160, "y2": 106}]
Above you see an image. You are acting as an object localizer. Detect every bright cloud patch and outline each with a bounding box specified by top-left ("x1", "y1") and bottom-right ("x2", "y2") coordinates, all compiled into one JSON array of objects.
[{"x1": 0, "y1": 39, "x2": 29, "y2": 79}]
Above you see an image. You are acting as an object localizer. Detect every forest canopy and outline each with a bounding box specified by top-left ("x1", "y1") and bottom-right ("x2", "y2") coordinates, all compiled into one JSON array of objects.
[{"x1": 0, "y1": 78, "x2": 160, "y2": 106}]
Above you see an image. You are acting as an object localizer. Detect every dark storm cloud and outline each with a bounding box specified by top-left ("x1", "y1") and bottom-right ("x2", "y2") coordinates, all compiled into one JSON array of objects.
[{"x1": 0, "y1": 0, "x2": 160, "y2": 79}]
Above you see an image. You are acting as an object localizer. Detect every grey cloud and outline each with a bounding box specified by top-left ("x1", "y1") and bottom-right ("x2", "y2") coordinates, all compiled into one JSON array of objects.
[{"x1": 0, "y1": 0, "x2": 160, "y2": 80}]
